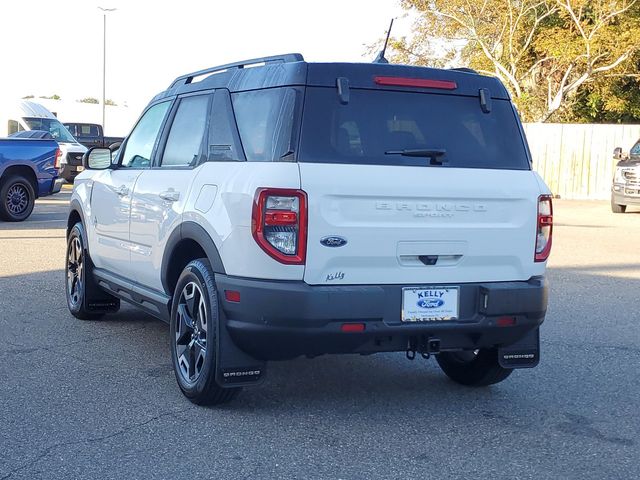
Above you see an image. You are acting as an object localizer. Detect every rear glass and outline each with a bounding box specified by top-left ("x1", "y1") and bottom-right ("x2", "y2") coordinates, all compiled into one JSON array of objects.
[
  {"x1": 298, "y1": 87, "x2": 530, "y2": 169},
  {"x1": 232, "y1": 88, "x2": 299, "y2": 161}
]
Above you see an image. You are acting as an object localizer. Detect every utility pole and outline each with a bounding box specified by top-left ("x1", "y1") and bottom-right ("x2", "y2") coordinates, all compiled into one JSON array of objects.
[{"x1": 98, "y1": 7, "x2": 116, "y2": 132}]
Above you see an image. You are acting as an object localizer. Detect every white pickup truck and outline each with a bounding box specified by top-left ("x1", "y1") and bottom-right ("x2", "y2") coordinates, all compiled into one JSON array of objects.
[
  {"x1": 66, "y1": 54, "x2": 552, "y2": 405},
  {"x1": 611, "y1": 140, "x2": 640, "y2": 213}
]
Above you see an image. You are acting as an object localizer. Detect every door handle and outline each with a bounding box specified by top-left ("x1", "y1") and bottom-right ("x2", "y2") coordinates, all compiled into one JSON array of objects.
[
  {"x1": 115, "y1": 185, "x2": 129, "y2": 197},
  {"x1": 159, "y1": 190, "x2": 180, "y2": 202}
]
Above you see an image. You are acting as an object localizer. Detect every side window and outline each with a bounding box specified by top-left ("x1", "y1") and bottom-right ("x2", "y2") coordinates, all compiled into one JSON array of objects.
[
  {"x1": 232, "y1": 88, "x2": 299, "y2": 161},
  {"x1": 8, "y1": 120, "x2": 23, "y2": 135},
  {"x1": 161, "y1": 95, "x2": 210, "y2": 167},
  {"x1": 207, "y1": 90, "x2": 245, "y2": 161},
  {"x1": 120, "y1": 101, "x2": 171, "y2": 169}
]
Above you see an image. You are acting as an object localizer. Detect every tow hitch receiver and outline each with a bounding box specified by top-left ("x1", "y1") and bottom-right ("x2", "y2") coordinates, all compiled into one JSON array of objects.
[
  {"x1": 498, "y1": 328, "x2": 540, "y2": 368},
  {"x1": 406, "y1": 336, "x2": 441, "y2": 360}
]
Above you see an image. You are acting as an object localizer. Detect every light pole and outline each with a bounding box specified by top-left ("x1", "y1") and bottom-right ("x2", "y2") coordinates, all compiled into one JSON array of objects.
[{"x1": 98, "y1": 7, "x2": 116, "y2": 132}]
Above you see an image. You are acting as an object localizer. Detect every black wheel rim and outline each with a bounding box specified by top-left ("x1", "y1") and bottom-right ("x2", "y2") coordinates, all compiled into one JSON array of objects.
[
  {"x1": 175, "y1": 282, "x2": 208, "y2": 384},
  {"x1": 6, "y1": 184, "x2": 29, "y2": 215},
  {"x1": 67, "y1": 237, "x2": 83, "y2": 307}
]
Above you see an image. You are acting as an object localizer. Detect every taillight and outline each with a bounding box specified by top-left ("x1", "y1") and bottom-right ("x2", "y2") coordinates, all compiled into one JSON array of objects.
[
  {"x1": 535, "y1": 195, "x2": 553, "y2": 262},
  {"x1": 252, "y1": 188, "x2": 307, "y2": 265},
  {"x1": 54, "y1": 148, "x2": 62, "y2": 170}
]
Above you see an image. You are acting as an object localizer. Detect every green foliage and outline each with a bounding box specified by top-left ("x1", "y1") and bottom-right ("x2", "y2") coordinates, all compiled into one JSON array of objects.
[
  {"x1": 104, "y1": 99, "x2": 117, "y2": 106},
  {"x1": 389, "y1": 0, "x2": 640, "y2": 122},
  {"x1": 39, "y1": 94, "x2": 61, "y2": 100},
  {"x1": 78, "y1": 97, "x2": 99, "y2": 104}
]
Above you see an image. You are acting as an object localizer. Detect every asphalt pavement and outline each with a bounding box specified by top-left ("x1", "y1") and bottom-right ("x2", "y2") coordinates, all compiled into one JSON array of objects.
[{"x1": 0, "y1": 189, "x2": 639, "y2": 479}]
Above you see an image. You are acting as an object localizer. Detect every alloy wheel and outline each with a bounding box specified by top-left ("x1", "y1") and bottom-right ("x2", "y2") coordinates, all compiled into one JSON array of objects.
[
  {"x1": 6, "y1": 184, "x2": 29, "y2": 215},
  {"x1": 175, "y1": 282, "x2": 208, "y2": 384}
]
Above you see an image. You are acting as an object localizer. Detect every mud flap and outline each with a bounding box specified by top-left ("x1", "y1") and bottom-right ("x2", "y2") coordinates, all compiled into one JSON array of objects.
[
  {"x1": 215, "y1": 307, "x2": 266, "y2": 388},
  {"x1": 498, "y1": 328, "x2": 540, "y2": 369},
  {"x1": 85, "y1": 256, "x2": 120, "y2": 314}
]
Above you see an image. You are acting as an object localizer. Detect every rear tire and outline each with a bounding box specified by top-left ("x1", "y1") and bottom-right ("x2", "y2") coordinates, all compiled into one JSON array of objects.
[
  {"x1": 611, "y1": 196, "x2": 626, "y2": 213},
  {"x1": 436, "y1": 348, "x2": 513, "y2": 386},
  {"x1": 0, "y1": 175, "x2": 36, "y2": 222},
  {"x1": 170, "y1": 258, "x2": 241, "y2": 406}
]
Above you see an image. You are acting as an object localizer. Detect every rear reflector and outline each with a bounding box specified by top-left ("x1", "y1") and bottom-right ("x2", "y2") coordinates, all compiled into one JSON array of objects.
[
  {"x1": 497, "y1": 316, "x2": 517, "y2": 327},
  {"x1": 340, "y1": 323, "x2": 365, "y2": 333},
  {"x1": 225, "y1": 290, "x2": 241, "y2": 303},
  {"x1": 374, "y1": 76, "x2": 457, "y2": 90}
]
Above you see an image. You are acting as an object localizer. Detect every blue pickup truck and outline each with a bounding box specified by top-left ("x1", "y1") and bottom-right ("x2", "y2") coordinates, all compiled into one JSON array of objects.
[{"x1": 0, "y1": 138, "x2": 63, "y2": 221}]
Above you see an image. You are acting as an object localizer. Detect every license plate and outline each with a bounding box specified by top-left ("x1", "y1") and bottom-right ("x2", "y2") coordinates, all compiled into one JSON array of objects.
[{"x1": 402, "y1": 287, "x2": 459, "y2": 322}]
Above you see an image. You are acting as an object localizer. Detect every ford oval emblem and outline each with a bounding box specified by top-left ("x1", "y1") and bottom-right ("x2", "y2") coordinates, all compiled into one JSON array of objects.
[
  {"x1": 417, "y1": 298, "x2": 444, "y2": 309},
  {"x1": 320, "y1": 236, "x2": 347, "y2": 248}
]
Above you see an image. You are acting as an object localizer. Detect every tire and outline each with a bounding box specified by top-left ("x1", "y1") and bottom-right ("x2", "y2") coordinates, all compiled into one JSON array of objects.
[
  {"x1": 436, "y1": 348, "x2": 513, "y2": 387},
  {"x1": 0, "y1": 175, "x2": 36, "y2": 222},
  {"x1": 611, "y1": 196, "x2": 626, "y2": 213},
  {"x1": 170, "y1": 258, "x2": 241, "y2": 405},
  {"x1": 65, "y1": 223, "x2": 104, "y2": 320}
]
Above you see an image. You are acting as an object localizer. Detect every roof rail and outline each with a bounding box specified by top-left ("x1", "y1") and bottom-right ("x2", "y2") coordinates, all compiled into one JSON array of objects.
[
  {"x1": 449, "y1": 67, "x2": 478, "y2": 74},
  {"x1": 169, "y1": 53, "x2": 305, "y2": 88}
]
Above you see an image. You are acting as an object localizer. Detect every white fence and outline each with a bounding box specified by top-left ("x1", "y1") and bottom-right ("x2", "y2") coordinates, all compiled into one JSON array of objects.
[{"x1": 522, "y1": 123, "x2": 640, "y2": 200}]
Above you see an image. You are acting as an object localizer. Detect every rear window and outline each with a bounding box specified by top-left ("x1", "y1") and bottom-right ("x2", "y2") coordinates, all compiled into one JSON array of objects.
[{"x1": 298, "y1": 87, "x2": 530, "y2": 169}]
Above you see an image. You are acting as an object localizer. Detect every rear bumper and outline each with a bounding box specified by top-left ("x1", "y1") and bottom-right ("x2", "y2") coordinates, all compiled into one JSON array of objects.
[
  {"x1": 215, "y1": 275, "x2": 548, "y2": 360},
  {"x1": 60, "y1": 164, "x2": 83, "y2": 182},
  {"x1": 50, "y1": 177, "x2": 63, "y2": 194}
]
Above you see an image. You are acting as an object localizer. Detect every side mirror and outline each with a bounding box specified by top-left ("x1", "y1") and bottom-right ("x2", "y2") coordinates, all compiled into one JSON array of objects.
[
  {"x1": 83, "y1": 147, "x2": 112, "y2": 170},
  {"x1": 613, "y1": 147, "x2": 623, "y2": 160}
]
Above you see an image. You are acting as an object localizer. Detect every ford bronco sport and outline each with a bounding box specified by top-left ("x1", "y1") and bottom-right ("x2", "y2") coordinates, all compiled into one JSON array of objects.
[{"x1": 66, "y1": 54, "x2": 552, "y2": 405}]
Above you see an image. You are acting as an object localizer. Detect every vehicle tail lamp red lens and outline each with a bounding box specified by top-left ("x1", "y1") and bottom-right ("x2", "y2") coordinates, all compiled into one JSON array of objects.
[
  {"x1": 374, "y1": 76, "x2": 457, "y2": 90},
  {"x1": 54, "y1": 148, "x2": 62, "y2": 170},
  {"x1": 535, "y1": 195, "x2": 553, "y2": 262},
  {"x1": 252, "y1": 188, "x2": 307, "y2": 265}
]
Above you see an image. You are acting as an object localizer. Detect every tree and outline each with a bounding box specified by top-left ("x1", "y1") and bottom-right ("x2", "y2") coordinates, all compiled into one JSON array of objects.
[
  {"x1": 104, "y1": 99, "x2": 118, "y2": 106},
  {"x1": 78, "y1": 97, "x2": 99, "y2": 104},
  {"x1": 389, "y1": 0, "x2": 640, "y2": 122}
]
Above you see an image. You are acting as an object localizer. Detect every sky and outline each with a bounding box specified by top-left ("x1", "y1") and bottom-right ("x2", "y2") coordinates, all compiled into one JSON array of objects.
[{"x1": 0, "y1": 0, "x2": 412, "y2": 115}]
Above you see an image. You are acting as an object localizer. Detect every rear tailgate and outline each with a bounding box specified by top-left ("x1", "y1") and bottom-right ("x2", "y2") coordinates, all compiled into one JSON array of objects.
[{"x1": 300, "y1": 164, "x2": 544, "y2": 285}]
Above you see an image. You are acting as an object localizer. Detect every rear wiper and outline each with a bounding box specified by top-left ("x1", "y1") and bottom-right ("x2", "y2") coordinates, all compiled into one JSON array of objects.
[
  {"x1": 384, "y1": 148, "x2": 446, "y2": 158},
  {"x1": 384, "y1": 148, "x2": 447, "y2": 165}
]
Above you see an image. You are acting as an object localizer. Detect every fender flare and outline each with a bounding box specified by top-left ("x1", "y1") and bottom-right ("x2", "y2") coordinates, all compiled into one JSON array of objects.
[
  {"x1": 68, "y1": 199, "x2": 87, "y2": 236},
  {"x1": 161, "y1": 221, "x2": 226, "y2": 294}
]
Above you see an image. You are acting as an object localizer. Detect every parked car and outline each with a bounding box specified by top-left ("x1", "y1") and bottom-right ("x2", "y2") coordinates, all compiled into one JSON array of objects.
[
  {"x1": 0, "y1": 100, "x2": 86, "y2": 183},
  {"x1": 63, "y1": 122, "x2": 124, "y2": 150},
  {"x1": 66, "y1": 54, "x2": 552, "y2": 405},
  {"x1": 0, "y1": 138, "x2": 63, "y2": 221},
  {"x1": 611, "y1": 140, "x2": 640, "y2": 213}
]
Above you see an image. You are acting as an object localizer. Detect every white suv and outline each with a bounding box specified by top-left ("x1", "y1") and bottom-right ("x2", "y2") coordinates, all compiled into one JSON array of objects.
[{"x1": 66, "y1": 54, "x2": 552, "y2": 405}]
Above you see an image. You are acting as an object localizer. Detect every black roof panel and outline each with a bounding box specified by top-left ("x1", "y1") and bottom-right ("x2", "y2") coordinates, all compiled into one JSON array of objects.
[{"x1": 150, "y1": 55, "x2": 510, "y2": 103}]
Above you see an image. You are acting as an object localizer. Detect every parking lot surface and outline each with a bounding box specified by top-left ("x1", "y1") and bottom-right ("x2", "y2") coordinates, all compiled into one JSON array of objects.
[{"x1": 1, "y1": 190, "x2": 639, "y2": 479}]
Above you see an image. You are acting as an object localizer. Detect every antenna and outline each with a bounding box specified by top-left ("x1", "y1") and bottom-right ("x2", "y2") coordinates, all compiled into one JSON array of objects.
[{"x1": 373, "y1": 18, "x2": 394, "y2": 64}]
